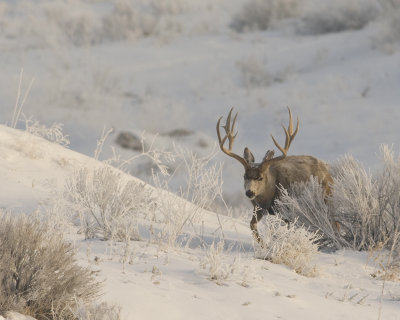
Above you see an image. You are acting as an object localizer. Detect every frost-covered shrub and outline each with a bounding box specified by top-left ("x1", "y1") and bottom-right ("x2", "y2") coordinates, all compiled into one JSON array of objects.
[
  {"x1": 149, "y1": 0, "x2": 187, "y2": 16},
  {"x1": 17, "y1": 1, "x2": 101, "y2": 47},
  {"x1": 374, "y1": 146, "x2": 400, "y2": 247},
  {"x1": 102, "y1": 1, "x2": 157, "y2": 42},
  {"x1": 254, "y1": 215, "x2": 320, "y2": 276},
  {"x1": 175, "y1": 146, "x2": 223, "y2": 212},
  {"x1": 199, "y1": 241, "x2": 260, "y2": 286},
  {"x1": 199, "y1": 241, "x2": 237, "y2": 284},
  {"x1": 274, "y1": 148, "x2": 400, "y2": 253},
  {"x1": 151, "y1": 147, "x2": 225, "y2": 247},
  {"x1": 331, "y1": 155, "x2": 382, "y2": 250},
  {"x1": 274, "y1": 176, "x2": 342, "y2": 249},
  {"x1": 75, "y1": 301, "x2": 121, "y2": 320},
  {"x1": 331, "y1": 150, "x2": 400, "y2": 251},
  {"x1": 369, "y1": 241, "x2": 400, "y2": 281},
  {"x1": 230, "y1": 0, "x2": 299, "y2": 32},
  {"x1": 0, "y1": 212, "x2": 100, "y2": 319},
  {"x1": 298, "y1": 0, "x2": 379, "y2": 35},
  {"x1": 116, "y1": 132, "x2": 176, "y2": 177},
  {"x1": 101, "y1": 0, "x2": 185, "y2": 42},
  {"x1": 65, "y1": 166, "x2": 152, "y2": 241},
  {"x1": 372, "y1": 0, "x2": 400, "y2": 52},
  {"x1": 44, "y1": 4, "x2": 100, "y2": 46},
  {"x1": 24, "y1": 117, "x2": 70, "y2": 147},
  {"x1": 3, "y1": 0, "x2": 187, "y2": 48}
]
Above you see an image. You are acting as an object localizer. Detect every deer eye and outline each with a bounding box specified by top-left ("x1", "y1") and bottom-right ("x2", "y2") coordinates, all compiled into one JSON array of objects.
[{"x1": 256, "y1": 177, "x2": 263, "y2": 181}]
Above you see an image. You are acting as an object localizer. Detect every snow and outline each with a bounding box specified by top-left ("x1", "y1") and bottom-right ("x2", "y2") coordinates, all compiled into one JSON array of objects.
[
  {"x1": 2, "y1": 312, "x2": 36, "y2": 320},
  {"x1": 1, "y1": 125, "x2": 399, "y2": 320},
  {"x1": 1, "y1": 0, "x2": 400, "y2": 319}
]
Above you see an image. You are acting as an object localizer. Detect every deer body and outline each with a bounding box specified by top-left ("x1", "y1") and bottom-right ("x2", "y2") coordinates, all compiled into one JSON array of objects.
[
  {"x1": 217, "y1": 108, "x2": 332, "y2": 243},
  {"x1": 245, "y1": 155, "x2": 332, "y2": 206}
]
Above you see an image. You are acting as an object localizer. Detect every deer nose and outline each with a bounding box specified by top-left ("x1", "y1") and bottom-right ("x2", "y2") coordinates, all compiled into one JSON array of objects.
[{"x1": 246, "y1": 190, "x2": 255, "y2": 199}]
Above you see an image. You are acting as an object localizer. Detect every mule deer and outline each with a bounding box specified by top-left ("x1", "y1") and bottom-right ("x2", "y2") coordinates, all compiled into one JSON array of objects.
[{"x1": 217, "y1": 108, "x2": 332, "y2": 243}]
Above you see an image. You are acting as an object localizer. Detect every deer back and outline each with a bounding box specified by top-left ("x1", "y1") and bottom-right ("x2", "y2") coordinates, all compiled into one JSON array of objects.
[{"x1": 268, "y1": 155, "x2": 332, "y2": 195}]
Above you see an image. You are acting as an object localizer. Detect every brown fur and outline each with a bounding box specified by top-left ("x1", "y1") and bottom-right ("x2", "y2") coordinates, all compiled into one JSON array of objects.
[{"x1": 244, "y1": 154, "x2": 332, "y2": 243}]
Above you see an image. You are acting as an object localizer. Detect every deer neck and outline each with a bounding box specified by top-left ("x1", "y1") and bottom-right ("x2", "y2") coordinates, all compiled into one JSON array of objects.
[{"x1": 254, "y1": 167, "x2": 276, "y2": 209}]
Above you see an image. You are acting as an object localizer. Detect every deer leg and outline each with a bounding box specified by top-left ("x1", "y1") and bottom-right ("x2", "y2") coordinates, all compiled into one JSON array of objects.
[{"x1": 250, "y1": 207, "x2": 265, "y2": 245}]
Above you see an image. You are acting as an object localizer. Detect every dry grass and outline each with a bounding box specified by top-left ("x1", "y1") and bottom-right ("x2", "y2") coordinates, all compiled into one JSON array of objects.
[{"x1": 0, "y1": 212, "x2": 101, "y2": 320}]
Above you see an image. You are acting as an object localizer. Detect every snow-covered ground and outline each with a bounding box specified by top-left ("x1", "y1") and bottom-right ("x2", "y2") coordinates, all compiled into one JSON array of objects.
[
  {"x1": 1, "y1": 0, "x2": 400, "y2": 319},
  {"x1": 1, "y1": 124, "x2": 400, "y2": 319}
]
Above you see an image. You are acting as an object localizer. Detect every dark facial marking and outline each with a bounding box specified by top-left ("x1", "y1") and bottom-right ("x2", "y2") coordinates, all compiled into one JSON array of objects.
[{"x1": 244, "y1": 167, "x2": 262, "y2": 181}]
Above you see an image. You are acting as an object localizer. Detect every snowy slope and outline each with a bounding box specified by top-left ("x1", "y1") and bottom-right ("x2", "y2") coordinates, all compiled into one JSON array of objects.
[
  {"x1": 0, "y1": 0, "x2": 400, "y2": 207},
  {"x1": 1, "y1": 125, "x2": 400, "y2": 320}
]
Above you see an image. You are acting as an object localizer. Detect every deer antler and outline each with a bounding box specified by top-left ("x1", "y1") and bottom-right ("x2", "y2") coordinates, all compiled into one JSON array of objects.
[
  {"x1": 271, "y1": 107, "x2": 299, "y2": 157},
  {"x1": 217, "y1": 108, "x2": 249, "y2": 169}
]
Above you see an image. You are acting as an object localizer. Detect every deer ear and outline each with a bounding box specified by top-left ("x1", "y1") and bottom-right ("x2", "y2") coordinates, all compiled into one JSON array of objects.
[
  {"x1": 243, "y1": 147, "x2": 255, "y2": 164},
  {"x1": 262, "y1": 150, "x2": 275, "y2": 163}
]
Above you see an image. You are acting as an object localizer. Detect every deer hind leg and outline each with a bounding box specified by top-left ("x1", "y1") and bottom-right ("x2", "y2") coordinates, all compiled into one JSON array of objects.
[{"x1": 250, "y1": 207, "x2": 265, "y2": 245}]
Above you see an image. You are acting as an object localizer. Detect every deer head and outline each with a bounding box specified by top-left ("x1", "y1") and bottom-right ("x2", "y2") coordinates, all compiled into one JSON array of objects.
[{"x1": 216, "y1": 107, "x2": 299, "y2": 202}]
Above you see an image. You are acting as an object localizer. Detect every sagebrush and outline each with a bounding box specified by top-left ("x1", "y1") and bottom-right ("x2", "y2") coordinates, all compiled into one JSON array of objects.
[
  {"x1": 24, "y1": 116, "x2": 70, "y2": 147},
  {"x1": 298, "y1": 0, "x2": 379, "y2": 35},
  {"x1": 274, "y1": 176, "x2": 341, "y2": 249},
  {"x1": 230, "y1": 0, "x2": 299, "y2": 32},
  {"x1": 74, "y1": 301, "x2": 122, "y2": 320},
  {"x1": 200, "y1": 241, "x2": 236, "y2": 284},
  {"x1": 4, "y1": 0, "x2": 187, "y2": 47},
  {"x1": 255, "y1": 215, "x2": 320, "y2": 276},
  {"x1": 0, "y1": 212, "x2": 100, "y2": 319},
  {"x1": 372, "y1": 0, "x2": 400, "y2": 52},
  {"x1": 151, "y1": 146, "x2": 225, "y2": 247},
  {"x1": 65, "y1": 166, "x2": 151, "y2": 241},
  {"x1": 273, "y1": 146, "x2": 400, "y2": 257}
]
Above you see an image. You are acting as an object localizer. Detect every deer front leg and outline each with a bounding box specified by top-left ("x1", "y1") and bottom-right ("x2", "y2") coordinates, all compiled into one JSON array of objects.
[{"x1": 250, "y1": 206, "x2": 265, "y2": 245}]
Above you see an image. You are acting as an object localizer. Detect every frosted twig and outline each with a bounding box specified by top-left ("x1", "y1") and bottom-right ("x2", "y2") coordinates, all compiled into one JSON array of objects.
[
  {"x1": 94, "y1": 126, "x2": 114, "y2": 160},
  {"x1": 11, "y1": 68, "x2": 34, "y2": 128}
]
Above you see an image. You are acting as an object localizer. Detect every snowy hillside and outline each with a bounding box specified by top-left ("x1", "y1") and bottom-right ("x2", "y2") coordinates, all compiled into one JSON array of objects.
[
  {"x1": 1, "y1": 0, "x2": 400, "y2": 206},
  {"x1": 1, "y1": 125, "x2": 400, "y2": 320}
]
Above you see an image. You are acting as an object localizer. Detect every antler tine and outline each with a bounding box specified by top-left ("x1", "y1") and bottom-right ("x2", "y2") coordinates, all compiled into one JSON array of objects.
[
  {"x1": 227, "y1": 110, "x2": 238, "y2": 150},
  {"x1": 219, "y1": 108, "x2": 237, "y2": 148},
  {"x1": 288, "y1": 107, "x2": 293, "y2": 135},
  {"x1": 216, "y1": 108, "x2": 249, "y2": 169},
  {"x1": 271, "y1": 107, "x2": 299, "y2": 157},
  {"x1": 216, "y1": 116, "x2": 224, "y2": 144},
  {"x1": 286, "y1": 107, "x2": 299, "y2": 145},
  {"x1": 271, "y1": 134, "x2": 286, "y2": 156}
]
